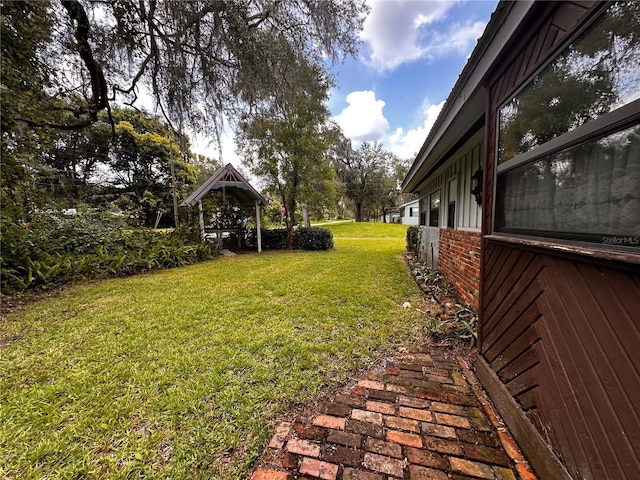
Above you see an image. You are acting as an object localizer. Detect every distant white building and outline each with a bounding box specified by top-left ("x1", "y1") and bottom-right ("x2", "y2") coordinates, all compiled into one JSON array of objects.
[
  {"x1": 379, "y1": 209, "x2": 400, "y2": 223},
  {"x1": 399, "y1": 200, "x2": 419, "y2": 225}
]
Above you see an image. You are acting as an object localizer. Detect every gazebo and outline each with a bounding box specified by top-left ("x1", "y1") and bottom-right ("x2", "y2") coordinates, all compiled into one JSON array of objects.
[{"x1": 181, "y1": 163, "x2": 268, "y2": 252}]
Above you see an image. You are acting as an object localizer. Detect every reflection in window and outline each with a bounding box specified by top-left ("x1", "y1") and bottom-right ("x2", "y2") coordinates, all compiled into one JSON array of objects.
[
  {"x1": 495, "y1": 124, "x2": 640, "y2": 241},
  {"x1": 498, "y1": 2, "x2": 640, "y2": 164},
  {"x1": 429, "y1": 190, "x2": 440, "y2": 227},
  {"x1": 448, "y1": 178, "x2": 457, "y2": 228}
]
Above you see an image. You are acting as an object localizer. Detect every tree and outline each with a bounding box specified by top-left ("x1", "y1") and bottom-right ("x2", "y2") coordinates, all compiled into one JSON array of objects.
[
  {"x1": 25, "y1": 107, "x2": 204, "y2": 227},
  {"x1": 1, "y1": 1, "x2": 55, "y2": 215},
  {"x1": 334, "y1": 141, "x2": 393, "y2": 222},
  {"x1": 369, "y1": 153, "x2": 410, "y2": 223},
  {"x1": 105, "y1": 112, "x2": 200, "y2": 226},
  {"x1": 238, "y1": 52, "x2": 334, "y2": 245},
  {"x1": 7, "y1": 0, "x2": 367, "y2": 135}
]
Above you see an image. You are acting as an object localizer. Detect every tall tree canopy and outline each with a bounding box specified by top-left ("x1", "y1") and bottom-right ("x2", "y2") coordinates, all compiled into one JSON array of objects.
[
  {"x1": 1, "y1": 0, "x2": 367, "y2": 225},
  {"x1": 333, "y1": 140, "x2": 400, "y2": 222},
  {"x1": 3, "y1": 0, "x2": 367, "y2": 134},
  {"x1": 238, "y1": 52, "x2": 336, "y2": 244}
]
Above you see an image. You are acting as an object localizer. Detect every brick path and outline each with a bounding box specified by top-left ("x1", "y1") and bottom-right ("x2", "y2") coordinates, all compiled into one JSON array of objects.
[{"x1": 250, "y1": 345, "x2": 537, "y2": 480}]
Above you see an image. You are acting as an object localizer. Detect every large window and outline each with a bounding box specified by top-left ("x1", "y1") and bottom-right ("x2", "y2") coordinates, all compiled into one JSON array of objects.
[
  {"x1": 496, "y1": 125, "x2": 640, "y2": 240},
  {"x1": 498, "y1": 2, "x2": 640, "y2": 164},
  {"x1": 495, "y1": 2, "x2": 640, "y2": 248},
  {"x1": 429, "y1": 190, "x2": 440, "y2": 227}
]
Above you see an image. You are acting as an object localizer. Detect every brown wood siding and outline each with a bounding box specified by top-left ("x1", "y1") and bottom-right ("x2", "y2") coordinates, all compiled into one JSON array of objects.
[
  {"x1": 481, "y1": 242, "x2": 640, "y2": 479},
  {"x1": 478, "y1": 2, "x2": 640, "y2": 479},
  {"x1": 489, "y1": 1, "x2": 600, "y2": 108}
]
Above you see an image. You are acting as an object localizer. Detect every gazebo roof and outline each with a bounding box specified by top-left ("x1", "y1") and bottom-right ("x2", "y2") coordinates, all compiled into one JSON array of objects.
[{"x1": 181, "y1": 163, "x2": 268, "y2": 208}]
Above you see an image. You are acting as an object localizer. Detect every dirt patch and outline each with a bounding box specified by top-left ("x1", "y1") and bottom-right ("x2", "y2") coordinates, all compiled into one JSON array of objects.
[{"x1": 403, "y1": 252, "x2": 478, "y2": 348}]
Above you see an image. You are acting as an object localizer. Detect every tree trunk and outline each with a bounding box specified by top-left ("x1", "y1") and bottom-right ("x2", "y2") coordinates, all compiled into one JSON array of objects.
[
  {"x1": 286, "y1": 208, "x2": 296, "y2": 248},
  {"x1": 302, "y1": 203, "x2": 310, "y2": 227},
  {"x1": 382, "y1": 207, "x2": 387, "y2": 223},
  {"x1": 355, "y1": 202, "x2": 363, "y2": 222}
]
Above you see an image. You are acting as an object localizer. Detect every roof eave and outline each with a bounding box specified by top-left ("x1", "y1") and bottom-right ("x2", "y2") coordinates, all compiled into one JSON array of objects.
[
  {"x1": 180, "y1": 163, "x2": 268, "y2": 208},
  {"x1": 402, "y1": 0, "x2": 535, "y2": 193}
]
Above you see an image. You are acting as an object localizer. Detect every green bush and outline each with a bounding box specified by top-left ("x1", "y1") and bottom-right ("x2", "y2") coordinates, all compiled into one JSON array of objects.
[
  {"x1": 0, "y1": 211, "x2": 217, "y2": 293},
  {"x1": 245, "y1": 227, "x2": 289, "y2": 250},
  {"x1": 406, "y1": 225, "x2": 420, "y2": 253},
  {"x1": 245, "y1": 226, "x2": 334, "y2": 251},
  {"x1": 293, "y1": 227, "x2": 334, "y2": 251}
]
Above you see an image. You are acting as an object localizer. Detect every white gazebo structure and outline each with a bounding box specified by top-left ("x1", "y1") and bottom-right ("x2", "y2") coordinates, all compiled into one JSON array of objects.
[{"x1": 181, "y1": 163, "x2": 268, "y2": 252}]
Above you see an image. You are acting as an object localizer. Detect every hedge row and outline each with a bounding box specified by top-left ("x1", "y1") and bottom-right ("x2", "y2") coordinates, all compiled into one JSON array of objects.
[
  {"x1": 245, "y1": 226, "x2": 334, "y2": 251},
  {"x1": 1, "y1": 212, "x2": 217, "y2": 293}
]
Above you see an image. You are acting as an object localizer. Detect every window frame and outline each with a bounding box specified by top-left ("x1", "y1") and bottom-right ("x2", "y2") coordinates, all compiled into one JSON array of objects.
[
  {"x1": 497, "y1": 100, "x2": 640, "y2": 175},
  {"x1": 492, "y1": 2, "x2": 640, "y2": 250},
  {"x1": 495, "y1": 1, "x2": 635, "y2": 171},
  {"x1": 447, "y1": 177, "x2": 458, "y2": 229},
  {"x1": 428, "y1": 189, "x2": 441, "y2": 228}
]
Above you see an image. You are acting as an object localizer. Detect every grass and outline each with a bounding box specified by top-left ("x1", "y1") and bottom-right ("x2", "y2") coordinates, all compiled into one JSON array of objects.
[
  {"x1": 0, "y1": 221, "x2": 424, "y2": 479},
  {"x1": 325, "y1": 220, "x2": 409, "y2": 239}
]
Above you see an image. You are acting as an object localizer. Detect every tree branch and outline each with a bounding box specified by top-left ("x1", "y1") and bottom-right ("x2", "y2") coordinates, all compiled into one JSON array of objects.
[
  {"x1": 247, "y1": 1, "x2": 283, "y2": 29},
  {"x1": 17, "y1": 117, "x2": 94, "y2": 131},
  {"x1": 61, "y1": 0, "x2": 109, "y2": 120}
]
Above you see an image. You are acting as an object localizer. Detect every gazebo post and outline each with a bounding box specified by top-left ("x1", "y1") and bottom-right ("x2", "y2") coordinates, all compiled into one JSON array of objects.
[
  {"x1": 198, "y1": 199, "x2": 206, "y2": 240},
  {"x1": 255, "y1": 199, "x2": 262, "y2": 253}
]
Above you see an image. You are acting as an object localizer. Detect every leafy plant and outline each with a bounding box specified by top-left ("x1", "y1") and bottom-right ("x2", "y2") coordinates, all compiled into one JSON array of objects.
[
  {"x1": 292, "y1": 227, "x2": 334, "y2": 250},
  {"x1": 0, "y1": 210, "x2": 217, "y2": 293},
  {"x1": 406, "y1": 225, "x2": 420, "y2": 253},
  {"x1": 245, "y1": 226, "x2": 334, "y2": 251},
  {"x1": 407, "y1": 257, "x2": 478, "y2": 347}
]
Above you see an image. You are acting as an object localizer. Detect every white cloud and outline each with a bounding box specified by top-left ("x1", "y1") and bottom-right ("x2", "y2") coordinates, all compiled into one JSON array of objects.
[
  {"x1": 361, "y1": 0, "x2": 486, "y2": 70},
  {"x1": 424, "y1": 21, "x2": 487, "y2": 59},
  {"x1": 333, "y1": 91, "x2": 446, "y2": 160},
  {"x1": 385, "y1": 100, "x2": 445, "y2": 159},
  {"x1": 333, "y1": 90, "x2": 389, "y2": 143}
]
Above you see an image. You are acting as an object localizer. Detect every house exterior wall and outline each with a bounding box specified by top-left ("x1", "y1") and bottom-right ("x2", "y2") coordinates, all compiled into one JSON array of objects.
[
  {"x1": 479, "y1": 2, "x2": 640, "y2": 479},
  {"x1": 417, "y1": 226, "x2": 439, "y2": 266},
  {"x1": 416, "y1": 137, "x2": 483, "y2": 232},
  {"x1": 414, "y1": 135, "x2": 483, "y2": 309},
  {"x1": 379, "y1": 211, "x2": 400, "y2": 223},
  {"x1": 478, "y1": 240, "x2": 640, "y2": 480},
  {"x1": 451, "y1": 142, "x2": 482, "y2": 231},
  {"x1": 438, "y1": 229, "x2": 481, "y2": 310}
]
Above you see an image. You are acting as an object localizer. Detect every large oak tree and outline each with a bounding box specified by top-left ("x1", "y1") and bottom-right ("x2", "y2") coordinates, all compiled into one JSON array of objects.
[{"x1": 4, "y1": 0, "x2": 367, "y2": 134}]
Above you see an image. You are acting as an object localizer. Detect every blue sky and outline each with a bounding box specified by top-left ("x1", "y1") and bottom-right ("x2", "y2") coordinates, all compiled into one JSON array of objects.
[
  {"x1": 329, "y1": 0, "x2": 498, "y2": 160},
  {"x1": 201, "y1": 0, "x2": 498, "y2": 165}
]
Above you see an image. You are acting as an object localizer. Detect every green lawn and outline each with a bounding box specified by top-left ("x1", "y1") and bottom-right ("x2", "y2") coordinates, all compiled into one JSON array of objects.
[{"x1": 0, "y1": 222, "x2": 424, "y2": 479}]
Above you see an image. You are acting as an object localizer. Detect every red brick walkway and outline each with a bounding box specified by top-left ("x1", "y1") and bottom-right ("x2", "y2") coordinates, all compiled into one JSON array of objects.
[{"x1": 250, "y1": 345, "x2": 537, "y2": 480}]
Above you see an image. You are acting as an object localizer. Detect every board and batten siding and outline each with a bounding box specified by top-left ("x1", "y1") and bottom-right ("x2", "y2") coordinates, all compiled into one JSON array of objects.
[
  {"x1": 455, "y1": 141, "x2": 483, "y2": 231},
  {"x1": 418, "y1": 137, "x2": 483, "y2": 231}
]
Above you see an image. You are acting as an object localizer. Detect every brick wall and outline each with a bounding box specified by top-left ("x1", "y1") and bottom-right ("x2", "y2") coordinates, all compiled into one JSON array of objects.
[{"x1": 438, "y1": 229, "x2": 481, "y2": 311}]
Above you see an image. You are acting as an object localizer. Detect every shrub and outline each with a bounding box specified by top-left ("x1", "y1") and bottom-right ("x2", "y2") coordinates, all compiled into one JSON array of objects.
[
  {"x1": 406, "y1": 225, "x2": 420, "y2": 253},
  {"x1": 293, "y1": 227, "x2": 333, "y2": 251},
  {"x1": 245, "y1": 227, "x2": 289, "y2": 250},
  {"x1": 0, "y1": 210, "x2": 217, "y2": 293},
  {"x1": 245, "y1": 226, "x2": 334, "y2": 251}
]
